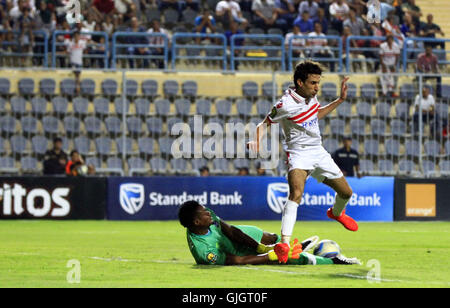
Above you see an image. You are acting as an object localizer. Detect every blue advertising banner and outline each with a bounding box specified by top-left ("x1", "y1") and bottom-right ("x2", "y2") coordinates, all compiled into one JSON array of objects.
[{"x1": 107, "y1": 176, "x2": 394, "y2": 221}]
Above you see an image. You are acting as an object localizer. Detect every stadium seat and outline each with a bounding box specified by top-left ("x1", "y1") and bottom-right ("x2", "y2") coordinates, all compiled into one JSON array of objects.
[
  {"x1": 0, "y1": 98, "x2": 6, "y2": 114},
  {"x1": 163, "y1": 9, "x2": 180, "y2": 29},
  {"x1": 51, "y1": 96, "x2": 69, "y2": 117},
  {"x1": 234, "y1": 159, "x2": 250, "y2": 170},
  {"x1": 207, "y1": 116, "x2": 225, "y2": 127},
  {"x1": 405, "y1": 139, "x2": 421, "y2": 158},
  {"x1": 163, "y1": 80, "x2": 179, "y2": 98},
  {"x1": 93, "y1": 97, "x2": 110, "y2": 117},
  {"x1": 10, "y1": 96, "x2": 27, "y2": 116},
  {"x1": 0, "y1": 115, "x2": 17, "y2": 136},
  {"x1": 321, "y1": 82, "x2": 337, "y2": 100},
  {"x1": 18, "y1": 78, "x2": 35, "y2": 96},
  {"x1": 346, "y1": 83, "x2": 357, "y2": 100},
  {"x1": 42, "y1": 116, "x2": 59, "y2": 136},
  {"x1": 84, "y1": 116, "x2": 102, "y2": 136},
  {"x1": 124, "y1": 79, "x2": 138, "y2": 97},
  {"x1": 138, "y1": 137, "x2": 155, "y2": 158},
  {"x1": 20, "y1": 156, "x2": 39, "y2": 173},
  {"x1": 31, "y1": 135, "x2": 48, "y2": 158},
  {"x1": 390, "y1": 119, "x2": 407, "y2": 138},
  {"x1": 182, "y1": 81, "x2": 198, "y2": 98},
  {"x1": 191, "y1": 158, "x2": 208, "y2": 171},
  {"x1": 422, "y1": 159, "x2": 437, "y2": 177},
  {"x1": 329, "y1": 119, "x2": 346, "y2": 137},
  {"x1": 39, "y1": 78, "x2": 56, "y2": 97},
  {"x1": 175, "y1": 98, "x2": 191, "y2": 117},
  {"x1": 384, "y1": 138, "x2": 400, "y2": 157},
  {"x1": 364, "y1": 139, "x2": 379, "y2": 157},
  {"x1": 336, "y1": 102, "x2": 352, "y2": 119},
  {"x1": 167, "y1": 117, "x2": 183, "y2": 134},
  {"x1": 445, "y1": 140, "x2": 450, "y2": 156},
  {"x1": 256, "y1": 99, "x2": 272, "y2": 118},
  {"x1": 0, "y1": 78, "x2": 10, "y2": 96},
  {"x1": 212, "y1": 158, "x2": 230, "y2": 174},
  {"x1": 106, "y1": 156, "x2": 123, "y2": 170},
  {"x1": 0, "y1": 156, "x2": 18, "y2": 173},
  {"x1": 135, "y1": 98, "x2": 151, "y2": 117},
  {"x1": 424, "y1": 140, "x2": 441, "y2": 158},
  {"x1": 170, "y1": 158, "x2": 191, "y2": 175},
  {"x1": 116, "y1": 137, "x2": 134, "y2": 156},
  {"x1": 262, "y1": 81, "x2": 277, "y2": 99},
  {"x1": 74, "y1": 136, "x2": 91, "y2": 156},
  {"x1": 242, "y1": 81, "x2": 259, "y2": 99},
  {"x1": 60, "y1": 79, "x2": 76, "y2": 97},
  {"x1": 356, "y1": 101, "x2": 372, "y2": 118},
  {"x1": 323, "y1": 138, "x2": 339, "y2": 153},
  {"x1": 236, "y1": 99, "x2": 253, "y2": 118},
  {"x1": 378, "y1": 159, "x2": 395, "y2": 175},
  {"x1": 80, "y1": 79, "x2": 96, "y2": 97},
  {"x1": 435, "y1": 103, "x2": 449, "y2": 123},
  {"x1": 215, "y1": 99, "x2": 232, "y2": 117},
  {"x1": 141, "y1": 79, "x2": 158, "y2": 98},
  {"x1": 114, "y1": 97, "x2": 130, "y2": 116},
  {"x1": 21, "y1": 116, "x2": 38, "y2": 135},
  {"x1": 31, "y1": 97, "x2": 48, "y2": 117},
  {"x1": 128, "y1": 157, "x2": 149, "y2": 175},
  {"x1": 281, "y1": 81, "x2": 293, "y2": 94},
  {"x1": 154, "y1": 98, "x2": 171, "y2": 116},
  {"x1": 157, "y1": 137, "x2": 174, "y2": 157},
  {"x1": 400, "y1": 83, "x2": 416, "y2": 101},
  {"x1": 182, "y1": 8, "x2": 197, "y2": 27},
  {"x1": 360, "y1": 83, "x2": 376, "y2": 101},
  {"x1": 95, "y1": 137, "x2": 113, "y2": 157},
  {"x1": 73, "y1": 97, "x2": 89, "y2": 117},
  {"x1": 101, "y1": 79, "x2": 118, "y2": 97},
  {"x1": 0, "y1": 137, "x2": 5, "y2": 155},
  {"x1": 86, "y1": 156, "x2": 102, "y2": 169},
  {"x1": 10, "y1": 135, "x2": 28, "y2": 157},
  {"x1": 370, "y1": 119, "x2": 387, "y2": 137},
  {"x1": 126, "y1": 116, "x2": 143, "y2": 135},
  {"x1": 195, "y1": 99, "x2": 212, "y2": 117},
  {"x1": 439, "y1": 160, "x2": 450, "y2": 176},
  {"x1": 150, "y1": 157, "x2": 168, "y2": 174},
  {"x1": 146, "y1": 117, "x2": 164, "y2": 136},
  {"x1": 375, "y1": 102, "x2": 391, "y2": 119},
  {"x1": 395, "y1": 102, "x2": 409, "y2": 119},
  {"x1": 104, "y1": 116, "x2": 122, "y2": 136},
  {"x1": 359, "y1": 159, "x2": 375, "y2": 174}
]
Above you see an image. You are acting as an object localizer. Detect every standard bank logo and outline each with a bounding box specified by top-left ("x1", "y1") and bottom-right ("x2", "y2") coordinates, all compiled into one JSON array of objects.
[
  {"x1": 267, "y1": 183, "x2": 289, "y2": 214},
  {"x1": 119, "y1": 183, "x2": 145, "y2": 215}
]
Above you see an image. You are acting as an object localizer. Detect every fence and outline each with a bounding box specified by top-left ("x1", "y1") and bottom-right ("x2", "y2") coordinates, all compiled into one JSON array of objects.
[
  {"x1": 0, "y1": 30, "x2": 48, "y2": 67},
  {"x1": 0, "y1": 69, "x2": 449, "y2": 178},
  {"x1": 0, "y1": 31, "x2": 448, "y2": 73}
]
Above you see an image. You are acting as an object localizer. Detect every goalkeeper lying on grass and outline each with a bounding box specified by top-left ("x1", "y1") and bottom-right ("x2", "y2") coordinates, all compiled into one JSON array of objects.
[{"x1": 178, "y1": 201, "x2": 361, "y2": 266}]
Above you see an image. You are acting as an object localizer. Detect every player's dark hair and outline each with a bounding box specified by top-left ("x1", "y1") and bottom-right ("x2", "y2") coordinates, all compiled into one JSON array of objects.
[
  {"x1": 293, "y1": 60, "x2": 323, "y2": 88},
  {"x1": 178, "y1": 201, "x2": 202, "y2": 229}
]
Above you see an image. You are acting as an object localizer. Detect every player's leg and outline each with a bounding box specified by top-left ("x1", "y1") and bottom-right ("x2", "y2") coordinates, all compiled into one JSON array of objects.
[
  {"x1": 323, "y1": 176, "x2": 358, "y2": 231},
  {"x1": 281, "y1": 168, "x2": 308, "y2": 244}
]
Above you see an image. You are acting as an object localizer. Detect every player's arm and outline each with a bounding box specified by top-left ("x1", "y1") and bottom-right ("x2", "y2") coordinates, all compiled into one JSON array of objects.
[
  {"x1": 247, "y1": 117, "x2": 272, "y2": 153},
  {"x1": 225, "y1": 254, "x2": 273, "y2": 265},
  {"x1": 317, "y1": 77, "x2": 349, "y2": 120},
  {"x1": 220, "y1": 220, "x2": 259, "y2": 250}
]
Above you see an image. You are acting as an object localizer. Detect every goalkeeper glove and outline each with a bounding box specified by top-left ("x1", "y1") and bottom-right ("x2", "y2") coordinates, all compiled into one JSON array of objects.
[
  {"x1": 267, "y1": 239, "x2": 303, "y2": 263},
  {"x1": 256, "y1": 243, "x2": 274, "y2": 254}
]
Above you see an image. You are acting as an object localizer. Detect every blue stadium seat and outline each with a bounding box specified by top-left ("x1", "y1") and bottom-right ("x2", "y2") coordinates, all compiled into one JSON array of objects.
[
  {"x1": 31, "y1": 97, "x2": 48, "y2": 117},
  {"x1": 405, "y1": 139, "x2": 421, "y2": 158},
  {"x1": 424, "y1": 140, "x2": 441, "y2": 158},
  {"x1": 42, "y1": 116, "x2": 59, "y2": 135},
  {"x1": 114, "y1": 97, "x2": 130, "y2": 116},
  {"x1": 0, "y1": 115, "x2": 17, "y2": 135},
  {"x1": 93, "y1": 97, "x2": 110, "y2": 117},
  {"x1": 242, "y1": 81, "x2": 259, "y2": 98},
  {"x1": 182, "y1": 80, "x2": 198, "y2": 98},
  {"x1": 138, "y1": 137, "x2": 155, "y2": 158},
  {"x1": 73, "y1": 97, "x2": 89, "y2": 117},
  {"x1": 95, "y1": 136, "x2": 113, "y2": 157},
  {"x1": 80, "y1": 79, "x2": 96, "y2": 97},
  {"x1": 370, "y1": 119, "x2": 387, "y2": 136},
  {"x1": 439, "y1": 160, "x2": 450, "y2": 176},
  {"x1": 135, "y1": 98, "x2": 151, "y2": 117},
  {"x1": 422, "y1": 159, "x2": 437, "y2": 177},
  {"x1": 141, "y1": 79, "x2": 158, "y2": 98},
  {"x1": 359, "y1": 159, "x2": 375, "y2": 174},
  {"x1": 395, "y1": 102, "x2": 409, "y2": 119},
  {"x1": 10, "y1": 96, "x2": 27, "y2": 116},
  {"x1": 86, "y1": 156, "x2": 102, "y2": 169},
  {"x1": 106, "y1": 156, "x2": 123, "y2": 170},
  {"x1": 174, "y1": 98, "x2": 191, "y2": 117},
  {"x1": 364, "y1": 139, "x2": 379, "y2": 157},
  {"x1": 150, "y1": 157, "x2": 168, "y2": 174},
  {"x1": 167, "y1": 117, "x2": 183, "y2": 134},
  {"x1": 157, "y1": 137, "x2": 174, "y2": 157},
  {"x1": 146, "y1": 117, "x2": 164, "y2": 136},
  {"x1": 215, "y1": 99, "x2": 232, "y2": 117},
  {"x1": 104, "y1": 116, "x2": 122, "y2": 136},
  {"x1": 21, "y1": 116, "x2": 38, "y2": 135},
  {"x1": 10, "y1": 135, "x2": 28, "y2": 157},
  {"x1": 375, "y1": 102, "x2": 391, "y2": 119},
  {"x1": 154, "y1": 98, "x2": 171, "y2": 116},
  {"x1": 321, "y1": 82, "x2": 337, "y2": 100},
  {"x1": 329, "y1": 119, "x2": 346, "y2": 137},
  {"x1": 39, "y1": 78, "x2": 56, "y2": 97},
  {"x1": 20, "y1": 156, "x2": 39, "y2": 173},
  {"x1": 128, "y1": 157, "x2": 148, "y2": 175},
  {"x1": 101, "y1": 79, "x2": 118, "y2": 97},
  {"x1": 163, "y1": 80, "x2": 179, "y2": 98},
  {"x1": 400, "y1": 83, "x2": 416, "y2": 101},
  {"x1": 390, "y1": 119, "x2": 407, "y2": 138},
  {"x1": 84, "y1": 116, "x2": 102, "y2": 136},
  {"x1": 195, "y1": 99, "x2": 212, "y2": 116},
  {"x1": 378, "y1": 159, "x2": 395, "y2": 175},
  {"x1": 115, "y1": 137, "x2": 134, "y2": 156},
  {"x1": 336, "y1": 102, "x2": 352, "y2": 118},
  {"x1": 0, "y1": 78, "x2": 10, "y2": 96},
  {"x1": 60, "y1": 79, "x2": 76, "y2": 97},
  {"x1": 51, "y1": 96, "x2": 69, "y2": 117},
  {"x1": 126, "y1": 116, "x2": 143, "y2": 135},
  {"x1": 385, "y1": 138, "x2": 400, "y2": 157},
  {"x1": 323, "y1": 138, "x2": 339, "y2": 153},
  {"x1": 360, "y1": 83, "x2": 376, "y2": 100},
  {"x1": 236, "y1": 98, "x2": 253, "y2": 118},
  {"x1": 356, "y1": 101, "x2": 372, "y2": 118},
  {"x1": 18, "y1": 78, "x2": 35, "y2": 96},
  {"x1": 31, "y1": 135, "x2": 48, "y2": 158},
  {"x1": 256, "y1": 99, "x2": 272, "y2": 118},
  {"x1": 124, "y1": 79, "x2": 138, "y2": 97},
  {"x1": 74, "y1": 136, "x2": 91, "y2": 156},
  {"x1": 262, "y1": 81, "x2": 277, "y2": 99}
]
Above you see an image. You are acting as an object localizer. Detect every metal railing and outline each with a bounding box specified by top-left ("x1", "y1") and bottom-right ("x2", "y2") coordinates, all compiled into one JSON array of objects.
[
  {"x1": 402, "y1": 37, "x2": 449, "y2": 72},
  {"x1": 0, "y1": 30, "x2": 48, "y2": 67}
]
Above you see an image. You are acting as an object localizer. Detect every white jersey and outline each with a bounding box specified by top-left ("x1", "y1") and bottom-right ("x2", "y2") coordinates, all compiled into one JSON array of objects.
[
  {"x1": 267, "y1": 87, "x2": 322, "y2": 150},
  {"x1": 379, "y1": 41, "x2": 400, "y2": 67}
]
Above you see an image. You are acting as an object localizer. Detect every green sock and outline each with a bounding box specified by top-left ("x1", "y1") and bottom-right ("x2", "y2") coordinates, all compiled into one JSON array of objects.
[{"x1": 287, "y1": 252, "x2": 334, "y2": 265}]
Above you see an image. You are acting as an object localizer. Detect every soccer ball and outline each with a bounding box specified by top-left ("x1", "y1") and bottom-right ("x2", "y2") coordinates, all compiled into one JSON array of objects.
[
  {"x1": 313, "y1": 240, "x2": 341, "y2": 258},
  {"x1": 76, "y1": 165, "x2": 88, "y2": 176}
]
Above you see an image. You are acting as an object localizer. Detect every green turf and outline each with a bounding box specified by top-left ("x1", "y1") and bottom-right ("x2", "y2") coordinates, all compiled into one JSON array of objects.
[{"x1": 0, "y1": 220, "x2": 449, "y2": 288}]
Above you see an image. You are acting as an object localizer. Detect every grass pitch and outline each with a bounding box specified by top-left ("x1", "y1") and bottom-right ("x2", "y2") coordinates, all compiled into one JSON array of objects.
[{"x1": 0, "y1": 220, "x2": 449, "y2": 288}]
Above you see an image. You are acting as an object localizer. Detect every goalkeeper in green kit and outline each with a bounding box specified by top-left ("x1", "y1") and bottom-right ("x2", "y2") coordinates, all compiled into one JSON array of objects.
[{"x1": 178, "y1": 201, "x2": 361, "y2": 266}]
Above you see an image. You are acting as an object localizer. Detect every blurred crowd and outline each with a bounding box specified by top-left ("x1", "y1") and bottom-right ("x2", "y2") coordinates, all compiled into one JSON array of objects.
[{"x1": 0, "y1": 0, "x2": 447, "y2": 70}]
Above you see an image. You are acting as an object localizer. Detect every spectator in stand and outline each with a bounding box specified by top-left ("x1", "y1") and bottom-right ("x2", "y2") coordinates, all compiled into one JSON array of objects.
[
  {"x1": 83, "y1": 13, "x2": 96, "y2": 32},
  {"x1": 419, "y1": 14, "x2": 445, "y2": 50},
  {"x1": 379, "y1": 0, "x2": 394, "y2": 23},
  {"x1": 89, "y1": 23, "x2": 106, "y2": 68},
  {"x1": 342, "y1": 25, "x2": 367, "y2": 72},
  {"x1": 127, "y1": 16, "x2": 150, "y2": 69},
  {"x1": 332, "y1": 136, "x2": 361, "y2": 178},
  {"x1": 65, "y1": 31, "x2": 86, "y2": 94},
  {"x1": 343, "y1": 9, "x2": 365, "y2": 36},
  {"x1": 251, "y1": 0, "x2": 279, "y2": 31},
  {"x1": 66, "y1": 150, "x2": 94, "y2": 176},
  {"x1": 17, "y1": 7, "x2": 35, "y2": 66},
  {"x1": 199, "y1": 166, "x2": 210, "y2": 176},
  {"x1": 401, "y1": 0, "x2": 421, "y2": 25},
  {"x1": 274, "y1": 0, "x2": 296, "y2": 26},
  {"x1": 181, "y1": 0, "x2": 200, "y2": 12},
  {"x1": 215, "y1": 0, "x2": 248, "y2": 30},
  {"x1": 416, "y1": 45, "x2": 442, "y2": 98},
  {"x1": 312, "y1": 7, "x2": 329, "y2": 34},
  {"x1": 382, "y1": 11, "x2": 405, "y2": 46},
  {"x1": 194, "y1": 7, "x2": 216, "y2": 44},
  {"x1": 237, "y1": 167, "x2": 249, "y2": 176},
  {"x1": 346, "y1": 0, "x2": 366, "y2": 16},
  {"x1": 91, "y1": 0, "x2": 116, "y2": 20},
  {"x1": 328, "y1": 0, "x2": 349, "y2": 34},
  {"x1": 158, "y1": 0, "x2": 178, "y2": 11},
  {"x1": 225, "y1": 22, "x2": 244, "y2": 69},
  {"x1": 147, "y1": 19, "x2": 170, "y2": 69},
  {"x1": 255, "y1": 161, "x2": 267, "y2": 176},
  {"x1": 43, "y1": 137, "x2": 68, "y2": 175},
  {"x1": 285, "y1": 25, "x2": 306, "y2": 59},
  {"x1": 299, "y1": 0, "x2": 319, "y2": 20},
  {"x1": 307, "y1": 21, "x2": 335, "y2": 72},
  {"x1": 379, "y1": 34, "x2": 400, "y2": 97},
  {"x1": 412, "y1": 85, "x2": 438, "y2": 135},
  {"x1": 102, "y1": 14, "x2": 115, "y2": 36},
  {"x1": 293, "y1": 11, "x2": 314, "y2": 34}
]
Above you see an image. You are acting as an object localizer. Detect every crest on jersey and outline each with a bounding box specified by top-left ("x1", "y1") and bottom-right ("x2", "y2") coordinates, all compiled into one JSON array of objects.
[
  {"x1": 207, "y1": 252, "x2": 217, "y2": 264},
  {"x1": 267, "y1": 183, "x2": 290, "y2": 214},
  {"x1": 119, "y1": 183, "x2": 145, "y2": 215},
  {"x1": 269, "y1": 107, "x2": 277, "y2": 119}
]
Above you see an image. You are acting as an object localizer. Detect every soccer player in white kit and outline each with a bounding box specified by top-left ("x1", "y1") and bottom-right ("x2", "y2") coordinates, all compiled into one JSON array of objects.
[{"x1": 248, "y1": 61, "x2": 358, "y2": 263}]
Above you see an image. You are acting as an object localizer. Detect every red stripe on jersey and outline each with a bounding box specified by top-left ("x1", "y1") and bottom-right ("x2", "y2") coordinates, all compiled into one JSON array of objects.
[
  {"x1": 288, "y1": 103, "x2": 319, "y2": 121},
  {"x1": 289, "y1": 89, "x2": 303, "y2": 103},
  {"x1": 294, "y1": 104, "x2": 319, "y2": 123}
]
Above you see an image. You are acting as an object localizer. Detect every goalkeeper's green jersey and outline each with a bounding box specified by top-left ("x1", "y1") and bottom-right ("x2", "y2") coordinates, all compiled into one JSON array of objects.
[{"x1": 186, "y1": 208, "x2": 265, "y2": 265}]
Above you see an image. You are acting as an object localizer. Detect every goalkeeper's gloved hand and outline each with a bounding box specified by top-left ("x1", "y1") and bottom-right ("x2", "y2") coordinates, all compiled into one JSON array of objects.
[
  {"x1": 256, "y1": 243, "x2": 274, "y2": 254},
  {"x1": 266, "y1": 239, "x2": 303, "y2": 262}
]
